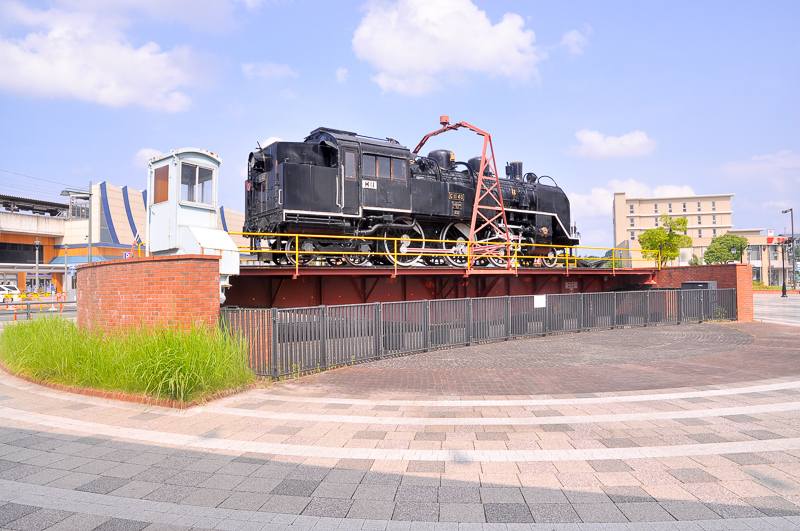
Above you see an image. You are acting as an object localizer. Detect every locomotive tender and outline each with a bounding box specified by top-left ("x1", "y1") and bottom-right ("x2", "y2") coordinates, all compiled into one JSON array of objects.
[{"x1": 244, "y1": 127, "x2": 579, "y2": 267}]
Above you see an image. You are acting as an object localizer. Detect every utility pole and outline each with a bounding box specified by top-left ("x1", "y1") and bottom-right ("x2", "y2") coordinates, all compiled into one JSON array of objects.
[
  {"x1": 783, "y1": 208, "x2": 795, "y2": 291},
  {"x1": 34, "y1": 237, "x2": 40, "y2": 295}
]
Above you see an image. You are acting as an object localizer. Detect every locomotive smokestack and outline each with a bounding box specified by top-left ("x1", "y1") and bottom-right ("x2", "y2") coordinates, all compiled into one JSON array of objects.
[{"x1": 440, "y1": 115, "x2": 450, "y2": 126}]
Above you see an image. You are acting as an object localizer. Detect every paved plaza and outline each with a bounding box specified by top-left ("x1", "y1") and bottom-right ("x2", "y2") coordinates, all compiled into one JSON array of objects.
[
  {"x1": 1, "y1": 307, "x2": 800, "y2": 529},
  {"x1": 755, "y1": 293, "x2": 800, "y2": 328}
]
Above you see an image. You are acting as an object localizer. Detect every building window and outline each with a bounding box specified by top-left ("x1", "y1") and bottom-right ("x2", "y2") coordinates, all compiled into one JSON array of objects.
[
  {"x1": 682, "y1": 202, "x2": 686, "y2": 212},
  {"x1": 683, "y1": 231, "x2": 687, "y2": 236},
  {"x1": 180, "y1": 163, "x2": 213, "y2": 205},
  {"x1": 712, "y1": 215, "x2": 716, "y2": 225},
  {"x1": 629, "y1": 204, "x2": 634, "y2": 214},
  {"x1": 712, "y1": 201, "x2": 716, "y2": 211},
  {"x1": 698, "y1": 229, "x2": 702, "y2": 238},
  {"x1": 629, "y1": 218, "x2": 634, "y2": 227},
  {"x1": 752, "y1": 266, "x2": 761, "y2": 283},
  {"x1": 748, "y1": 245, "x2": 761, "y2": 260},
  {"x1": 668, "y1": 203, "x2": 672, "y2": 213},
  {"x1": 697, "y1": 201, "x2": 701, "y2": 211},
  {"x1": 654, "y1": 204, "x2": 658, "y2": 214},
  {"x1": 713, "y1": 229, "x2": 717, "y2": 237},
  {"x1": 630, "y1": 231, "x2": 635, "y2": 241},
  {"x1": 697, "y1": 215, "x2": 702, "y2": 224},
  {"x1": 654, "y1": 217, "x2": 659, "y2": 227}
]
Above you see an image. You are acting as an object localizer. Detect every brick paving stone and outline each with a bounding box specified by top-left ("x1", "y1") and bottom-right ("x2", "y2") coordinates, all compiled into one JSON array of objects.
[
  {"x1": 4, "y1": 508, "x2": 72, "y2": 530},
  {"x1": 744, "y1": 430, "x2": 783, "y2": 440},
  {"x1": 659, "y1": 501, "x2": 721, "y2": 521},
  {"x1": 353, "y1": 484, "x2": 398, "y2": 501},
  {"x1": 520, "y1": 488, "x2": 569, "y2": 505},
  {"x1": 438, "y1": 503, "x2": 485, "y2": 523},
  {"x1": 324, "y1": 469, "x2": 366, "y2": 484},
  {"x1": 142, "y1": 485, "x2": 197, "y2": 504},
  {"x1": 347, "y1": 500, "x2": 396, "y2": 520},
  {"x1": 302, "y1": 497, "x2": 353, "y2": 518},
  {"x1": 589, "y1": 460, "x2": 633, "y2": 473},
  {"x1": 75, "y1": 476, "x2": 130, "y2": 494},
  {"x1": 0, "y1": 504, "x2": 40, "y2": 527},
  {"x1": 676, "y1": 418, "x2": 710, "y2": 426},
  {"x1": 744, "y1": 496, "x2": 800, "y2": 516},
  {"x1": 483, "y1": 503, "x2": 533, "y2": 523},
  {"x1": 722, "y1": 415, "x2": 760, "y2": 423},
  {"x1": 260, "y1": 495, "x2": 311, "y2": 515},
  {"x1": 602, "y1": 486, "x2": 654, "y2": 504},
  {"x1": 480, "y1": 487, "x2": 524, "y2": 504},
  {"x1": 688, "y1": 434, "x2": 729, "y2": 444},
  {"x1": 601, "y1": 438, "x2": 639, "y2": 448},
  {"x1": 668, "y1": 469, "x2": 720, "y2": 484},
  {"x1": 235, "y1": 477, "x2": 283, "y2": 493},
  {"x1": 396, "y1": 486, "x2": 438, "y2": 503},
  {"x1": 92, "y1": 517, "x2": 150, "y2": 530},
  {"x1": 721, "y1": 453, "x2": 771, "y2": 466},
  {"x1": 616, "y1": 502, "x2": 675, "y2": 522},
  {"x1": 218, "y1": 491, "x2": 270, "y2": 511},
  {"x1": 407, "y1": 461, "x2": 445, "y2": 473},
  {"x1": 311, "y1": 482, "x2": 357, "y2": 499},
  {"x1": 178, "y1": 487, "x2": 230, "y2": 507},
  {"x1": 336, "y1": 459, "x2": 375, "y2": 471},
  {"x1": 705, "y1": 502, "x2": 765, "y2": 519},
  {"x1": 438, "y1": 487, "x2": 481, "y2": 504},
  {"x1": 43, "y1": 513, "x2": 111, "y2": 531},
  {"x1": 272, "y1": 479, "x2": 321, "y2": 497},
  {"x1": 527, "y1": 503, "x2": 581, "y2": 523},
  {"x1": 392, "y1": 503, "x2": 439, "y2": 522},
  {"x1": 571, "y1": 503, "x2": 627, "y2": 523}
]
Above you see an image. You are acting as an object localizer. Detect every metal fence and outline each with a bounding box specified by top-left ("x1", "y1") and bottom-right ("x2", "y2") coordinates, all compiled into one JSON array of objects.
[
  {"x1": 220, "y1": 289, "x2": 737, "y2": 378},
  {"x1": 0, "y1": 300, "x2": 78, "y2": 323}
]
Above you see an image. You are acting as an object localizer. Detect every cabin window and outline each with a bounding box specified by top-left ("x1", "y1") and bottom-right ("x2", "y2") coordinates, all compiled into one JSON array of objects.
[
  {"x1": 153, "y1": 166, "x2": 169, "y2": 204},
  {"x1": 180, "y1": 163, "x2": 214, "y2": 205},
  {"x1": 377, "y1": 156, "x2": 391, "y2": 179},
  {"x1": 362, "y1": 155, "x2": 376, "y2": 177},
  {"x1": 392, "y1": 158, "x2": 407, "y2": 181},
  {"x1": 344, "y1": 150, "x2": 356, "y2": 180}
]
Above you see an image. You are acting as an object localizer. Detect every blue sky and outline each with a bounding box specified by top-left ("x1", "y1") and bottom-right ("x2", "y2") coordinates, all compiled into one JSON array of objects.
[{"x1": 1, "y1": 0, "x2": 798, "y2": 249}]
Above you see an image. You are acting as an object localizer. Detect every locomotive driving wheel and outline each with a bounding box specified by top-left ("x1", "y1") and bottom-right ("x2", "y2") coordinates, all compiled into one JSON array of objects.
[
  {"x1": 542, "y1": 248, "x2": 560, "y2": 268},
  {"x1": 440, "y1": 223, "x2": 469, "y2": 267},
  {"x1": 381, "y1": 218, "x2": 425, "y2": 266},
  {"x1": 284, "y1": 238, "x2": 316, "y2": 266},
  {"x1": 345, "y1": 240, "x2": 371, "y2": 266}
]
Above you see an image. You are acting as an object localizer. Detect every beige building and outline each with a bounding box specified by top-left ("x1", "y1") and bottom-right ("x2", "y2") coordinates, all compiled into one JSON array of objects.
[{"x1": 611, "y1": 191, "x2": 793, "y2": 286}]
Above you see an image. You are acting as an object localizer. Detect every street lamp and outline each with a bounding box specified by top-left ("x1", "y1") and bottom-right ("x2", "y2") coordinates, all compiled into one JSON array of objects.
[
  {"x1": 783, "y1": 208, "x2": 795, "y2": 291},
  {"x1": 730, "y1": 243, "x2": 745, "y2": 264},
  {"x1": 782, "y1": 238, "x2": 788, "y2": 298},
  {"x1": 60, "y1": 182, "x2": 92, "y2": 264},
  {"x1": 34, "y1": 237, "x2": 40, "y2": 295}
]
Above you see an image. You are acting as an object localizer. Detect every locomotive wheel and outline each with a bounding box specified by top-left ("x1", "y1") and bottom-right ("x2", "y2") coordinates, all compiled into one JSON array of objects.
[
  {"x1": 345, "y1": 240, "x2": 371, "y2": 266},
  {"x1": 284, "y1": 238, "x2": 315, "y2": 265},
  {"x1": 482, "y1": 228, "x2": 510, "y2": 268},
  {"x1": 542, "y1": 248, "x2": 559, "y2": 268},
  {"x1": 440, "y1": 223, "x2": 469, "y2": 267},
  {"x1": 382, "y1": 219, "x2": 425, "y2": 266}
]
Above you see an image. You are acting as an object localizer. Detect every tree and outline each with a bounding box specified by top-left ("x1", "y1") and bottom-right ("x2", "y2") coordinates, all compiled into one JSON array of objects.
[
  {"x1": 688, "y1": 254, "x2": 702, "y2": 266},
  {"x1": 704, "y1": 233, "x2": 749, "y2": 264},
  {"x1": 638, "y1": 215, "x2": 693, "y2": 266}
]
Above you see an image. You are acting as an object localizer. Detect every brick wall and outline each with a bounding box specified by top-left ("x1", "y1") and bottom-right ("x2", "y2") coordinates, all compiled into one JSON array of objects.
[
  {"x1": 655, "y1": 263, "x2": 753, "y2": 321},
  {"x1": 77, "y1": 255, "x2": 220, "y2": 331}
]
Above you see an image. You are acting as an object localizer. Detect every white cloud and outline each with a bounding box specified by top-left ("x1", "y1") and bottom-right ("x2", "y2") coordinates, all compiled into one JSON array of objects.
[
  {"x1": 242, "y1": 62, "x2": 298, "y2": 80},
  {"x1": 718, "y1": 149, "x2": 800, "y2": 177},
  {"x1": 336, "y1": 67, "x2": 348, "y2": 84},
  {"x1": 569, "y1": 179, "x2": 695, "y2": 218},
  {"x1": 570, "y1": 129, "x2": 657, "y2": 158},
  {"x1": 352, "y1": 0, "x2": 544, "y2": 96},
  {"x1": 560, "y1": 26, "x2": 591, "y2": 55},
  {"x1": 132, "y1": 148, "x2": 162, "y2": 168},
  {"x1": 0, "y1": 2, "x2": 199, "y2": 112}
]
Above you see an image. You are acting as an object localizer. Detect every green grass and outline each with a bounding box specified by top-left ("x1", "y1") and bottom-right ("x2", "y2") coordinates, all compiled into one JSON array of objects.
[{"x1": 0, "y1": 317, "x2": 255, "y2": 403}]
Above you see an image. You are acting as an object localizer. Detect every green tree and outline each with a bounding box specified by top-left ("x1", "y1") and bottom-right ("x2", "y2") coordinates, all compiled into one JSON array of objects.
[
  {"x1": 638, "y1": 215, "x2": 693, "y2": 266},
  {"x1": 703, "y1": 233, "x2": 749, "y2": 264},
  {"x1": 688, "y1": 254, "x2": 702, "y2": 266}
]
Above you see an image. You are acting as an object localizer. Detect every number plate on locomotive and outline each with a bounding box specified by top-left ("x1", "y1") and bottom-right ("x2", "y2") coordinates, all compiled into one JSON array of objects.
[{"x1": 362, "y1": 180, "x2": 377, "y2": 189}]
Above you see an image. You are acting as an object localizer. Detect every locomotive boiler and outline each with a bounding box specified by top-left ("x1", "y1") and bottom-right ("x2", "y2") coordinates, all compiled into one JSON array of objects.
[{"x1": 243, "y1": 126, "x2": 579, "y2": 267}]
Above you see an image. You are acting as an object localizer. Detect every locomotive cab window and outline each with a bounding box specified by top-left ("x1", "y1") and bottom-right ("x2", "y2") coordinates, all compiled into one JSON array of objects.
[
  {"x1": 153, "y1": 166, "x2": 169, "y2": 204},
  {"x1": 362, "y1": 155, "x2": 376, "y2": 177},
  {"x1": 391, "y1": 158, "x2": 406, "y2": 181},
  {"x1": 377, "y1": 156, "x2": 391, "y2": 179},
  {"x1": 180, "y1": 163, "x2": 214, "y2": 206},
  {"x1": 344, "y1": 150, "x2": 356, "y2": 180}
]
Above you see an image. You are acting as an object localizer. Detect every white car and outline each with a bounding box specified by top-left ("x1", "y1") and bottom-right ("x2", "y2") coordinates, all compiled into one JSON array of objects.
[{"x1": 0, "y1": 286, "x2": 20, "y2": 302}]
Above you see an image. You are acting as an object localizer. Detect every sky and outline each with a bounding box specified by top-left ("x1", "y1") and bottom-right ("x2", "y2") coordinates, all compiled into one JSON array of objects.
[{"x1": 0, "y1": 0, "x2": 798, "y2": 251}]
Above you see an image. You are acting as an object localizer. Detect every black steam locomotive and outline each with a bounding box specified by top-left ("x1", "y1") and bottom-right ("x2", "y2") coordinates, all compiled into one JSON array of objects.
[{"x1": 244, "y1": 127, "x2": 579, "y2": 267}]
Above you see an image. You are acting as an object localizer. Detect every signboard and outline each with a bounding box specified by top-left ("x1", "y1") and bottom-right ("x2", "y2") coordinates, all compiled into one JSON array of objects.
[
  {"x1": 533, "y1": 295, "x2": 546, "y2": 308},
  {"x1": 565, "y1": 281, "x2": 578, "y2": 290},
  {"x1": 123, "y1": 252, "x2": 131, "y2": 259}
]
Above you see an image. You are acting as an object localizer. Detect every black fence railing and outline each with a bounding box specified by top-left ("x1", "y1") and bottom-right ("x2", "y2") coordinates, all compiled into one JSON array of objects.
[{"x1": 220, "y1": 289, "x2": 737, "y2": 378}]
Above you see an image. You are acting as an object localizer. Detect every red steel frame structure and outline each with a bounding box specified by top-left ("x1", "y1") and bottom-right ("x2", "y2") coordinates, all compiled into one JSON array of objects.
[{"x1": 413, "y1": 116, "x2": 512, "y2": 268}]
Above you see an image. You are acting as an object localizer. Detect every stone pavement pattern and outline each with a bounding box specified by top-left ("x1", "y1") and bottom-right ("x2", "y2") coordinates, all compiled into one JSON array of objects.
[
  {"x1": 1, "y1": 322, "x2": 800, "y2": 530},
  {"x1": 755, "y1": 293, "x2": 800, "y2": 328}
]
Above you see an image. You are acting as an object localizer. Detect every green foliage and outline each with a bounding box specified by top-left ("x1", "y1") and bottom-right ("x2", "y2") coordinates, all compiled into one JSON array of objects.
[
  {"x1": 638, "y1": 215, "x2": 693, "y2": 266},
  {"x1": 704, "y1": 233, "x2": 749, "y2": 264},
  {"x1": 0, "y1": 317, "x2": 254, "y2": 403},
  {"x1": 688, "y1": 254, "x2": 702, "y2": 266}
]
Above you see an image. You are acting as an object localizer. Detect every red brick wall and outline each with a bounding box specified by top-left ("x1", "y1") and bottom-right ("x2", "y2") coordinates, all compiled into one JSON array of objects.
[
  {"x1": 77, "y1": 255, "x2": 220, "y2": 331},
  {"x1": 655, "y1": 264, "x2": 753, "y2": 321}
]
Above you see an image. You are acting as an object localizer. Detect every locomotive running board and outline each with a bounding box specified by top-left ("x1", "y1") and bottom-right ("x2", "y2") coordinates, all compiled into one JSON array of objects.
[{"x1": 413, "y1": 116, "x2": 512, "y2": 270}]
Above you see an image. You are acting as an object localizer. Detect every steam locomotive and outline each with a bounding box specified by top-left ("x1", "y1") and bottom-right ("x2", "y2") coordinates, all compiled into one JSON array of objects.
[{"x1": 243, "y1": 127, "x2": 579, "y2": 267}]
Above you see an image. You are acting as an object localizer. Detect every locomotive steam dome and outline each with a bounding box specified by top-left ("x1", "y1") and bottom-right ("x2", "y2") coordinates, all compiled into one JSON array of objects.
[{"x1": 428, "y1": 149, "x2": 455, "y2": 171}]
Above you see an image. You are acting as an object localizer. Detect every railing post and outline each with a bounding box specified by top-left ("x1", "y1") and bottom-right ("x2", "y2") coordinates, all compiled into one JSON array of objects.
[
  {"x1": 505, "y1": 296, "x2": 511, "y2": 340},
  {"x1": 677, "y1": 290, "x2": 683, "y2": 324},
  {"x1": 270, "y1": 307, "x2": 279, "y2": 379},
  {"x1": 699, "y1": 290, "x2": 704, "y2": 323},
  {"x1": 645, "y1": 292, "x2": 650, "y2": 327},
  {"x1": 321, "y1": 306, "x2": 329, "y2": 370},
  {"x1": 467, "y1": 298, "x2": 473, "y2": 346},
  {"x1": 612, "y1": 292, "x2": 617, "y2": 329},
  {"x1": 424, "y1": 300, "x2": 430, "y2": 351},
  {"x1": 578, "y1": 293, "x2": 584, "y2": 331},
  {"x1": 375, "y1": 302, "x2": 383, "y2": 360}
]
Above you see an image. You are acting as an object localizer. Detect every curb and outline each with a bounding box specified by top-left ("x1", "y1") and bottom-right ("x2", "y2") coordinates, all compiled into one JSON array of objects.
[{"x1": 0, "y1": 360, "x2": 258, "y2": 409}]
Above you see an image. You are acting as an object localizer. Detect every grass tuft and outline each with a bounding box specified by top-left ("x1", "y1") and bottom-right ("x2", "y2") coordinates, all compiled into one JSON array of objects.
[{"x1": 0, "y1": 317, "x2": 254, "y2": 403}]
